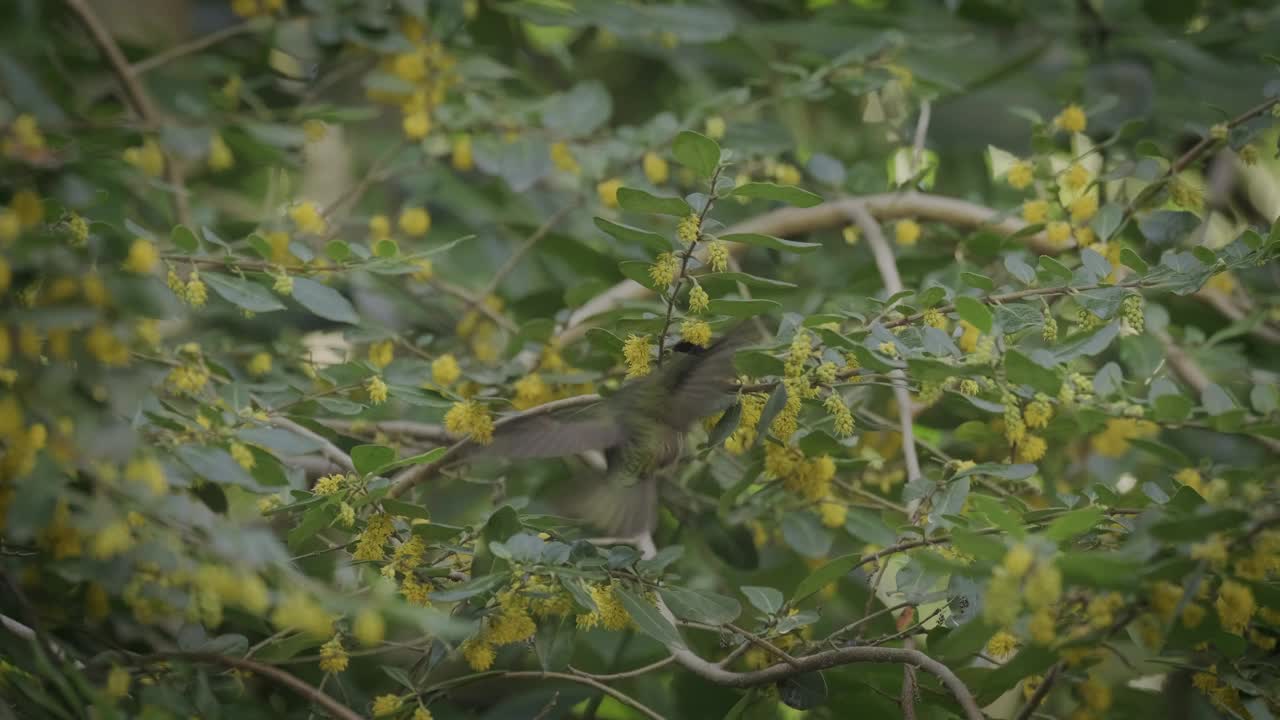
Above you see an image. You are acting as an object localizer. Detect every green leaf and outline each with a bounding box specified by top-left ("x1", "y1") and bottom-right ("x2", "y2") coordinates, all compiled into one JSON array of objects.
[
  {"x1": 430, "y1": 573, "x2": 508, "y2": 602},
  {"x1": 1057, "y1": 552, "x2": 1144, "y2": 589},
  {"x1": 616, "y1": 586, "x2": 685, "y2": 649},
  {"x1": 542, "y1": 81, "x2": 611, "y2": 137},
  {"x1": 1044, "y1": 507, "x2": 1104, "y2": 543},
  {"x1": 792, "y1": 553, "x2": 861, "y2": 603},
  {"x1": 719, "y1": 232, "x2": 821, "y2": 254},
  {"x1": 1151, "y1": 509, "x2": 1250, "y2": 541},
  {"x1": 961, "y1": 272, "x2": 995, "y2": 292},
  {"x1": 1004, "y1": 349, "x2": 1061, "y2": 395},
  {"x1": 699, "y1": 271, "x2": 798, "y2": 290},
  {"x1": 1120, "y1": 247, "x2": 1149, "y2": 273},
  {"x1": 171, "y1": 224, "x2": 199, "y2": 252},
  {"x1": 352, "y1": 444, "x2": 396, "y2": 476},
  {"x1": 660, "y1": 587, "x2": 742, "y2": 625},
  {"x1": 381, "y1": 498, "x2": 431, "y2": 521},
  {"x1": 954, "y1": 296, "x2": 992, "y2": 334},
  {"x1": 1038, "y1": 255, "x2": 1073, "y2": 282},
  {"x1": 616, "y1": 187, "x2": 693, "y2": 216},
  {"x1": 741, "y1": 585, "x2": 784, "y2": 615},
  {"x1": 291, "y1": 277, "x2": 360, "y2": 324},
  {"x1": 729, "y1": 182, "x2": 823, "y2": 207},
  {"x1": 1052, "y1": 322, "x2": 1120, "y2": 362},
  {"x1": 1200, "y1": 383, "x2": 1236, "y2": 415},
  {"x1": 781, "y1": 513, "x2": 832, "y2": 558},
  {"x1": 175, "y1": 445, "x2": 257, "y2": 489},
  {"x1": 618, "y1": 260, "x2": 660, "y2": 290},
  {"x1": 934, "y1": 620, "x2": 997, "y2": 662},
  {"x1": 325, "y1": 240, "x2": 350, "y2": 261},
  {"x1": 672, "y1": 130, "x2": 721, "y2": 178},
  {"x1": 844, "y1": 508, "x2": 899, "y2": 546},
  {"x1": 949, "y1": 528, "x2": 1006, "y2": 563},
  {"x1": 951, "y1": 463, "x2": 1037, "y2": 481},
  {"x1": 707, "y1": 298, "x2": 781, "y2": 317},
  {"x1": 375, "y1": 448, "x2": 446, "y2": 475},
  {"x1": 202, "y1": 273, "x2": 286, "y2": 312},
  {"x1": 593, "y1": 217, "x2": 670, "y2": 253}
]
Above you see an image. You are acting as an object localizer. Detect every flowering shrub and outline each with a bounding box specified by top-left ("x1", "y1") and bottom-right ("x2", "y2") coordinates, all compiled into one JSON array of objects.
[{"x1": 2, "y1": 2, "x2": 1280, "y2": 719}]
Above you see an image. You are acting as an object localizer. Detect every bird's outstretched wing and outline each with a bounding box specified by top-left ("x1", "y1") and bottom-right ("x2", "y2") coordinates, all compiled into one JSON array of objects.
[
  {"x1": 659, "y1": 323, "x2": 754, "y2": 431},
  {"x1": 483, "y1": 402, "x2": 624, "y2": 458}
]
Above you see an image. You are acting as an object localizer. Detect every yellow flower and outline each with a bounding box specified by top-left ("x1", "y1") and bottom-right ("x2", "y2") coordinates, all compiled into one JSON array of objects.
[
  {"x1": 579, "y1": 582, "x2": 633, "y2": 631},
  {"x1": 123, "y1": 138, "x2": 165, "y2": 177},
  {"x1": 184, "y1": 270, "x2": 208, "y2": 307},
  {"x1": 1046, "y1": 221, "x2": 1072, "y2": 247},
  {"x1": 288, "y1": 201, "x2": 327, "y2": 235},
  {"x1": 272, "y1": 272, "x2": 293, "y2": 295},
  {"x1": 772, "y1": 162, "x2": 801, "y2": 186},
  {"x1": 208, "y1": 134, "x2": 234, "y2": 171},
  {"x1": 352, "y1": 513, "x2": 394, "y2": 561},
  {"x1": 643, "y1": 152, "x2": 669, "y2": 184},
  {"x1": 230, "y1": 442, "x2": 256, "y2": 470},
  {"x1": 369, "y1": 214, "x2": 391, "y2": 240},
  {"x1": 1002, "y1": 544, "x2": 1034, "y2": 578},
  {"x1": 895, "y1": 219, "x2": 921, "y2": 246},
  {"x1": 688, "y1": 283, "x2": 710, "y2": 314},
  {"x1": 0, "y1": 210, "x2": 20, "y2": 244},
  {"x1": 1055, "y1": 104, "x2": 1087, "y2": 134},
  {"x1": 1025, "y1": 564, "x2": 1062, "y2": 609},
  {"x1": 412, "y1": 258, "x2": 434, "y2": 281},
  {"x1": 648, "y1": 252, "x2": 679, "y2": 287},
  {"x1": 414, "y1": 708, "x2": 434, "y2": 720},
  {"x1": 1069, "y1": 193, "x2": 1098, "y2": 224},
  {"x1": 462, "y1": 638, "x2": 495, "y2": 671},
  {"x1": 443, "y1": 400, "x2": 494, "y2": 444},
  {"x1": 681, "y1": 319, "x2": 712, "y2": 348},
  {"x1": 622, "y1": 334, "x2": 652, "y2": 379},
  {"x1": 366, "y1": 375, "x2": 389, "y2": 405},
  {"x1": 399, "y1": 206, "x2": 431, "y2": 237},
  {"x1": 452, "y1": 134, "x2": 474, "y2": 171},
  {"x1": 105, "y1": 666, "x2": 131, "y2": 699},
  {"x1": 1063, "y1": 163, "x2": 1090, "y2": 191},
  {"x1": 1079, "y1": 676, "x2": 1111, "y2": 711},
  {"x1": 403, "y1": 110, "x2": 431, "y2": 139},
  {"x1": 512, "y1": 373, "x2": 552, "y2": 410},
  {"x1": 1006, "y1": 160, "x2": 1034, "y2": 189},
  {"x1": 319, "y1": 635, "x2": 349, "y2": 673},
  {"x1": 985, "y1": 630, "x2": 1018, "y2": 659},
  {"x1": 248, "y1": 352, "x2": 273, "y2": 377},
  {"x1": 124, "y1": 239, "x2": 159, "y2": 274},
  {"x1": 824, "y1": 394, "x2": 854, "y2": 437},
  {"x1": 704, "y1": 115, "x2": 726, "y2": 140},
  {"x1": 1016, "y1": 434, "x2": 1047, "y2": 463},
  {"x1": 818, "y1": 500, "x2": 846, "y2": 528},
  {"x1": 597, "y1": 178, "x2": 623, "y2": 208},
  {"x1": 677, "y1": 213, "x2": 700, "y2": 245},
  {"x1": 551, "y1": 141, "x2": 581, "y2": 174},
  {"x1": 1213, "y1": 576, "x2": 1254, "y2": 632},
  {"x1": 92, "y1": 521, "x2": 133, "y2": 559},
  {"x1": 706, "y1": 240, "x2": 729, "y2": 272},
  {"x1": 1029, "y1": 609, "x2": 1056, "y2": 645},
  {"x1": 431, "y1": 353, "x2": 461, "y2": 386},
  {"x1": 372, "y1": 694, "x2": 402, "y2": 717},
  {"x1": 125, "y1": 456, "x2": 167, "y2": 495},
  {"x1": 368, "y1": 340, "x2": 395, "y2": 369},
  {"x1": 303, "y1": 119, "x2": 327, "y2": 142},
  {"x1": 354, "y1": 608, "x2": 385, "y2": 647}
]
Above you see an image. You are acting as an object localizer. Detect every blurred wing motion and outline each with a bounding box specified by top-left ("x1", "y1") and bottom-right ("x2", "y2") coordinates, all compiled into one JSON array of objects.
[
  {"x1": 483, "y1": 402, "x2": 623, "y2": 458},
  {"x1": 562, "y1": 473, "x2": 661, "y2": 538},
  {"x1": 657, "y1": 323, "x2": 754, "y2": 430}
]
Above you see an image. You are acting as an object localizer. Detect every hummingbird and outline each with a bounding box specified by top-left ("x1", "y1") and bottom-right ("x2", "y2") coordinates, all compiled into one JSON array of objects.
[{"x1": 483, "y1": 324, "x2": 753, "y2": 536}]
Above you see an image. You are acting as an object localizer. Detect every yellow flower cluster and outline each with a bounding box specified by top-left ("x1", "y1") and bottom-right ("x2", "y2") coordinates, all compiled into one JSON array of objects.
[
  {"x1": 288, "y1": 201, "x2": 327, "y2": 236},
  {"x1": 399, "y1": 206, "x2": 431, "y2": 237},
  {"x1": 166, "y1": 362, "x2": 209, "y2": 396},
  {"x1": 124, "y1": 238, "x2": 159, "y2": 274},
  {"x1": 986, "y1": 630, "x2": 1018, "y2": 659},
  {"x1": 577, "y1": 581, "x2": 633, "y2": 631},
  {"x1": 724, "y1": 390, "x2": 766, "y2": 454},
  {"x1": 818, "y1": 499, "x2": 846, "y2": 528},
  {"x1": 353, "y1": 513, "x2": 395, "y2": 562},
  {"x1": 248, "y1": 352, "x2": 272, "y2": 377},
  {"x1": 649, "y1": 252, "x2": 679, "y2": 287},
  {"x1": 368, "y1": 340, "x2": 395, "y2": 369},
  {"x1": 444, "y1": 400, "x2": 494, "y2": 444},
  {"x1": 366, "y1": 375, "x2": 389, "y2": 405},
  {"x1": 1215, "y1": 580, "x2": 1255, "y2": 635},
  {"x1": 643, "y1": 152, "x2": 669, "y2": 184},
  {"x1": 677, "y1": 213, "x2": 700, "y2": 245},
  {"x1": 270, "y1": 592, "x2": 333, "y2": 639},
  {"x1": 431, "y1": 353, "x2": 461, "y2": 386},
  {"x1": 680, "y1": 319, "x2": 712, "y2": 347},
  {"x1": 452, "y1": 134, "x2": 474, "y2": 171},
  {"x1": 123, "y1": 138, "x2": 165, "y2": 177},
  {"x1": 706, "y1": 240, "x2": 729, "y2": 272},
  {"x1": 766, "y1": 444, "x2": 837, "y2": 502},
  {"x1": 894, "y1": 219, "x2": 921, "y2": 246},
  {"x1": 1089, "y1": 417, "x2": 1158, "y2": 457},
  {"x1": 319, "y1": 635, "x2": 349, "y2": 673},
  {"x1": 1006, "y1": 160, "x2": 1033, "y2": 189},
  {"x1": 823, "y1": 394, "x2": 854, "y2": 437},
  {"x1": 367, "y1": 17, "x2": 457, "y2": 142},
  {"x1": 372, "y1": 694, "x2": 402, "y2": 717},
  {"x1": 597, "y1": 177, "x2": 622, "y2": 207},
  {"x1": 1055, "y1": 104, "x2": 1087, "y2": 134},
  {"x1": 313, "y1": 473, "x2": 347, "y2": 496}
]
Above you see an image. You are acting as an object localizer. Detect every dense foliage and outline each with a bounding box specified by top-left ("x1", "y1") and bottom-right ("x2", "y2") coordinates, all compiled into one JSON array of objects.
[{"x1": 2, "y1": 1, "x2": 1280, "y2": 718}]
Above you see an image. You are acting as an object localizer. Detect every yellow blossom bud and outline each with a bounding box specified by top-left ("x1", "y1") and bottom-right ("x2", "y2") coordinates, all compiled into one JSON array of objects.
[
  {"x1": 643, "y1": 152, "x2": 669, "y2": 185},
  {"x1": 399, "y1": 207, "x2": 431, "y2": 237}
]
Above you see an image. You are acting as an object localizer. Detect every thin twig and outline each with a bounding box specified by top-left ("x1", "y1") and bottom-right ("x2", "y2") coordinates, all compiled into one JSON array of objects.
[
  {"x1": 267, "y1": 415, "x2": 356, "y2": 473},
  {"x1": 496, "y1": 671, "x2": 666, "y2": 720},
  {"x1": 428, "y1": 279, "x2": 519, "y2": 332},
  {"x1": 657, "y1": 166, "x2": 725, "y2": 364},
  {"x1": 570, "y1": 656, "x2": 675, "y2": 681},
  {"x1": 132, "y1": 21, "x2": 258, "y2": 75},
  {"x1": 64, "y1": 0, "x2": 191, "y2": 226},
  {"x1": 475, "y1": 201, "x2": 580, "y2": 304}
]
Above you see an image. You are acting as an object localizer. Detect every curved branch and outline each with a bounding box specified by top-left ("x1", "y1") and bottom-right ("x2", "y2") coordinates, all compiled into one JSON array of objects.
[
  {"x1": 268, "y1": 416, "x2": 356, "y2": 473},
  {"x1": 495, "y1": 671, "x2": 666, "y2": 720},
  {"x1": 142, "y1": 653, "x2": 362, "y2": 720},
  {"x1": 131, "y1": 21, "x2": 258, "y2": 75}
]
